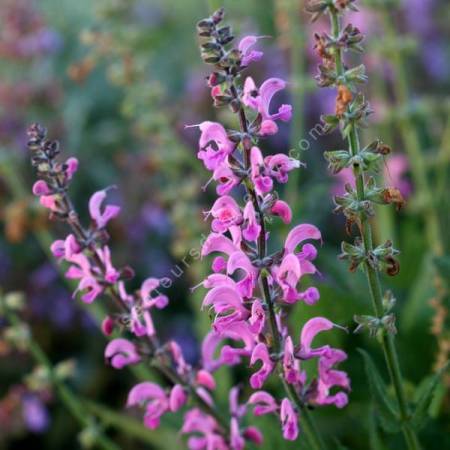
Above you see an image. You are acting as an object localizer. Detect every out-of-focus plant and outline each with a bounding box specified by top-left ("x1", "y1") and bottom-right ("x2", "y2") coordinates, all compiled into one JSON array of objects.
[
  {"x1": 69, "y1": 0, "x2": 205, "y2": 259},
  {"x1": 310, "y1": 0, "x2": 448, "y2": 448}
]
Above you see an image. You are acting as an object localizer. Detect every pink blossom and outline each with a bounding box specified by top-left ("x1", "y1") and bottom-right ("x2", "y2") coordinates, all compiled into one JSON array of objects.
[
  {"x1": 283, "y1": 336, "x2": 304, "y2": 385},
  {"x1": 248, "y1": 299, "x2": 265, "y2": 334},
  {"x1": 242, "y1": 201, "x2": 261, "y2": 242},
  {"x1": 196, "y1": 370, "x2": 216, "y2": 390},
  {"x1": 202, "y1": 285, "x2": 249, "y2": 330},
  {"x1": 238, "y1": 35, "x2": 264, "y2": 67},
  {"x1": 182, "y1": 409, "x2": 226, "y2": 450},
  {"x1": 271, "y1": 200, "x2": 292, "y2": 224},
  {"x1": 32, "y1": 180, "x2": 51, "y2": 196},
  {"x1": 250, "y1": 343, "x2": 275, "y2": 389},
  {"x1": 39, "y1": 194, "x2": 59, "y2": 211},
  {"x1": 242, "y1": 77, "x2": 292, "y2": 135},
  {"x1": 97, "y1": 246, "x2": 120, "y2": 283},
  {"x1": 273, "y1": 253, "x2": 302, "y2": 303},
  {"x1": 169, "y1": 384, "x2": 188, "y2": 412},
  {"x1": 265, "y1": 154, "x2": 301, "y2": 184},
  {"x1": 127, "y1": 382, "x2": 169, "y2": 429},
  {"x1": 208, "y1": 196, "x2": 242, "y2": 233},
  {"x1": 201, "y1": 233, "x2": 239, "y2": 258},
  {"x1": 250, "y1": 146, "x2": 273, "y2": 195},
  {"x1": 280, "y1": 398, "x2": 299, "y2": 441},
  {"x1": 248, "y1": 391, "x2": 278, "y2": 416},
  {"x1": 243, "y1": 427, "x2": 264, "y2": 445},
  {"x1": 89, "y1": 190, "x2": 121, "y2": 229},
  {"x1": 65, "y1": 157, "x2": 79, "y2": 180},
  {"x1": 76, "y1": 276, "x2": 103, "y2": 303},
  {"x1": 197, "y1": 122, "x2": 235, "y2": 171},
  {"x1": 105, "y1": 338, "x2": 141, "y2": 369},
  {"x1": 212, "y1": 161, "x2": 241, "y2": 196},
  {"x1": 101, "y1": 316, "x2": 115, "y2": 336},
  {"x1": 298, "y1": 317, "x2": 334, "y2": 359},
  {"x1": 284, "y1": 224, "x2": 322, "y2": 255},
  {"x1": 226, "y1": 251, "x2": 258, "y2": 298}
]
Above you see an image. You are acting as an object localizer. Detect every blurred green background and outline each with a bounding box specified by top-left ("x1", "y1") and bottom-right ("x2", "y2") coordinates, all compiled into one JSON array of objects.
[{"x1": 0, "y1": 0, "x2": 449, "y2": 448}]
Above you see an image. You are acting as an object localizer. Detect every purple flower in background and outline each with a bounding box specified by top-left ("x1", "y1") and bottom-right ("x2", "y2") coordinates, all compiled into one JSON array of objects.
[{"x1": 22, "y1": 395, "x2": 50, "y2": 433}]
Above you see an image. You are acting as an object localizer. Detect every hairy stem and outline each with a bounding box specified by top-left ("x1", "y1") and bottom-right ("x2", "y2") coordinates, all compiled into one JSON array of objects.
[{"x1": 330, "y1": 9, "x2": 421, "y2": 450}]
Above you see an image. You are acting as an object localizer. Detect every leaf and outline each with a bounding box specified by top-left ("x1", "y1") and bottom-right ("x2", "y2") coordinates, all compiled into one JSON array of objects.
[
  {"x1": 358, "y1": 349, "x2": 401, "y2": 433},
  {"x1": 369, "y1": 408, "x2": 389, "y2": 450},
  {"x1": 411, "y1": 361, "x2": 449, "y2": 429}
]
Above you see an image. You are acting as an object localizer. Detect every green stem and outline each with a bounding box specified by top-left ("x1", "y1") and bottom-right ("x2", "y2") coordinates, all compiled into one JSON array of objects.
[
  {"x1": 379, "y1": 10, "x2": 443, "y2": 257},
  {"x1": 5, "y1": 309, "x2": 120, "y2": 450},
  {"x1": 329, "y1": 9, "x2": 421, "y2": 450}
]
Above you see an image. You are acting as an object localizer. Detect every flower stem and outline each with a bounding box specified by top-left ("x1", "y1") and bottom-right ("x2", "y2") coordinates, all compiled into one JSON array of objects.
[{"x1": 329, "y1": 9, "x2": 421, "y2": 449}]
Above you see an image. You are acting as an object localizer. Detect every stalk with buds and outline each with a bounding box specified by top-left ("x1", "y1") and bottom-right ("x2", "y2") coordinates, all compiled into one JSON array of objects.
[{"x1": 308, "y1": 0, "x2": 423, "y2": 448}]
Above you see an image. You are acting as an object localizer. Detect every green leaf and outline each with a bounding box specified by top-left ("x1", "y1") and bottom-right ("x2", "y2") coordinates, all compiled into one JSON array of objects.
[
  {"x1": 369, "y1": 408, "x2": 389, "y2": 450},
  {"x1": 411, "y1": 361, "x2": 450, "y2": 429},
  {"x1": 358, "y1": 349, "x2": 401, "y2": 433}
]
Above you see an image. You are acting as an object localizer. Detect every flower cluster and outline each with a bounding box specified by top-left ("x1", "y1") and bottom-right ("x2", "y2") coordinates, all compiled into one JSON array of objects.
[
  {"x1": 26, "y1": 123, "x2": 236, "y2": 448},
  {"x1": 194, "y1": 8, "x2": 350, "y2": 445}
]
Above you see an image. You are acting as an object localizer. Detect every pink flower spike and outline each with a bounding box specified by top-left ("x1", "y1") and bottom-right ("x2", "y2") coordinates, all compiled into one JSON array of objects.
[
  {"x1": 284, "y1": 224, "x2": 322, "y2": 255},
  {"x1": 196, "y1": 369, "x2": 216, "y2": 390},
  {"x1": 238, "y1": 35, "x2": 265, "y2": 67},
  {"x1": 169, "y1": 384, "x2": 188, "y2": 412},
  {"x1": 299, "y1": 317, "x2": 334, "y2": 358},
  {"x1": 250, "y1": 343, "x2": 275, "y2": 389},
  {"x1": 271, "y1": 200, "x2": 292, "y2": 224},
  {"x1": 105, "y1": 338, "x2": 141, "y2": 369},
  {"x1": 280, "y1": 398, "x2": 299, "y2": 441},
  {"x1": 32, "y1": 180, "x2": 51, "y2": 196},
  {"x1": 248, "y1": 391, "x2": 278, "y2": 416},
  {"x1": 89, "y1": 189, "x2": 121, "y2": 229}
]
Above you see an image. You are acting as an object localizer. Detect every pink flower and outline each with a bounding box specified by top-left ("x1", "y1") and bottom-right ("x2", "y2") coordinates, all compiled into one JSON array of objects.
[
  {"x1": 207, "y1": 196, "x2": 242, "y2": 233},
  {"x1": 127, "y1": 382, "x2": 169, "y2": 429},
  {"x1": 89, "y1": 190, "x2": 120, "y2": 229},
  {"x1": 243, "y1": 427, "x2": 264, "y2": 445},
  {"x1": 242, "y1": 77, "x2": 292, "y2": 135},
  {"x1": 283, "y1": 336, "x2": 304, "y2": 385},
  {"x1": 298, "y1": 317, "x2": 334, "y2": 359},
  {"x1": 212, "y1": 161, "x2": 240, "y2": 196},
  {"x1": 250, "y1": 343, "x2": 275, "y2": 389},
  {"x1": 250, "y1": 147, "x2": 273, "y2": 195},
  {"x1": 242, "y1": 201, "x2": 261, "y2": 242},
  {"x1": 280, "y1": 398, "x2": 299, "y2": 441},
  {"x1": 271, "y1": 200, "x2": 292, "y2": 224},
  {"x1": 105, "y1": 338, "x2": 141, "y2": 369},
  {"x1": 169, "y1": 384, "x2": 188, "y2": 412},
  {"x1": 201, "y1": 233, "x2": 239, "y2": 258},
  {"x1": 238, "y1": 35, "x2": 264, "y2": 67},
  {"x1": 248, "y1": 299, "x2": 265, "y2": 334},
  {"x1": 248, "y1": 391, "x2": 278, "y2": 416},
  {"x1": 273, "y1": 253, "x2": 302, "y2": 303},
  {"x1": 97, "y1": 246, "x2": 120, "y2": 283},
  {"x1": 32, "y1": 180, "x2": 51, "y2": 196},
  {"x1": 182, "y1": 409, "x2": 226, "y2": 450},
  {"x1": 265, "y1": 154, "x2": 301, "y2": 184},
  {"x1": 197, "y1": 122, "x2": 235, "y2": 171},
  {"x1": 65, "y1": 157, "x2": 79, "y2": 180},
  {"x1": 312, "y1": 348, "x2": 350, "y2": 408},
  {"x1": 39, "y1": 194, "x2": 59, "y2": 211},
  {"x1": 227, "y1": 251, "x2": 258, "y2": 298},
  {"x1": 196, "y1": 370, "x2": 216, "y2": 390},
  {"x1": 140, "y1": 278, "x2": 169, "y2": 309},
  {"x1": 202, "y1": 285, "x2": 249, "y2": 330},
  {"x1": 76, "y1": 276, "x2": 103, "y2": 303}
]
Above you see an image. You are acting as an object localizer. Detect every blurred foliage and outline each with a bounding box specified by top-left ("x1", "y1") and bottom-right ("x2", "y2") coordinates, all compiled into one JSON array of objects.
[{"x1": 0, "y1": 0, "x2": 449, "y2": 449}]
